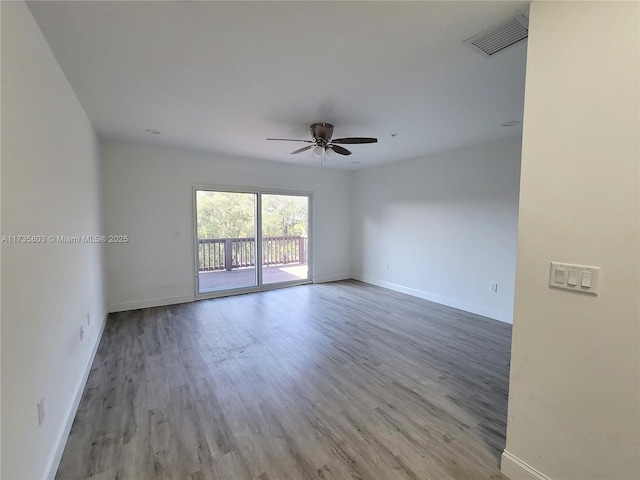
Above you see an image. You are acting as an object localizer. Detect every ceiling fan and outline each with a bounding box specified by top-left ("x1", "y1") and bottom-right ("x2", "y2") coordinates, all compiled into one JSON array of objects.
[{"x1": 267, "y1": 123, "x2": 377, "y2": 160}]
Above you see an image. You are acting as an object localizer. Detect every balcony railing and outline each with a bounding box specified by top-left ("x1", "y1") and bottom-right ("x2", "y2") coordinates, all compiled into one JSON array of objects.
[{"x1": 198, "y1": 235, "x2": 307, "y2": 271}]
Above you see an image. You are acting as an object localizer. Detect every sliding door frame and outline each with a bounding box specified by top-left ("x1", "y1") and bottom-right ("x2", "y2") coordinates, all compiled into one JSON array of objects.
[{"x1": 192, "y1": 184, "x2": 313, "y2": 300}]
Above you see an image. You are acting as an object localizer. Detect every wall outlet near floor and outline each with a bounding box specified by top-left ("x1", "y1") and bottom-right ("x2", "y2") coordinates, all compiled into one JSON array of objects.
[
  {"x1": 386, "y1": 263, "x2": 390, "y2": 271},
  {"x1": 86, "y1": 313, "x2": 91, "y2": 325},
  {"x1": 37, "y1": 398, "x2": 45, "y2": 426},
  {"x1": 80, "y1": 326, "x2": 84, "y2": 341},
  {"x1": 490, "y1": 283, "x2": 498, "y2": 293}
]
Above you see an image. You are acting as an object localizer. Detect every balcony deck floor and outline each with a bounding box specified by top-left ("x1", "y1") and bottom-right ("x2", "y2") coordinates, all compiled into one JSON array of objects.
[{"x1": 198, "y1": 263, "x2": 309, "y2": 293}]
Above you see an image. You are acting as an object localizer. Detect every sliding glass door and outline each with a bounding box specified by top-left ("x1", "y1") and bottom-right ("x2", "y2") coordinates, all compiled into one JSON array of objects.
[
  {"x1": 195, "y1": 188, "x2": 311, "y2": 296},
  {"x1": 262, "y1": 194, "x2": 309, "y2": 285},
  {"x1": 196, "y1": 190, "x2": 257, "y2": 294}
]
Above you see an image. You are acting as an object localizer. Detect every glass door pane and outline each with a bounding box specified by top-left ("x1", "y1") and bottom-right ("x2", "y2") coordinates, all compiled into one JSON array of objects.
[
  {"x1": 261, "y1": 194, "x2": 309, "y2": 285},
  {"x1": 196, "y1": 190, "x2": 257, "y2": 293}
]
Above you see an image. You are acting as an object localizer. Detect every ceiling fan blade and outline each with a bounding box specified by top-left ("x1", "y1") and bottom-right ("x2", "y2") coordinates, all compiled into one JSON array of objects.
[
  {"x1": 330, "y1": 144, "x2": 352, "y2": 156},
  {"x1": 331, "y1": 137, "x2": 378, "y2": 144},
  {"x1": 266, "y1": 138, "x2": 314, "y2": 143},
  {"x1": 291, "y1": 145, "x2": 314, "y2": 155}
]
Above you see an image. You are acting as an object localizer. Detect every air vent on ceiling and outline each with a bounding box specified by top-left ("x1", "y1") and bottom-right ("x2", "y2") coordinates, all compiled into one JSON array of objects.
[{"x1": 464, "y1": 12, "x2": 529, "y2": 58}]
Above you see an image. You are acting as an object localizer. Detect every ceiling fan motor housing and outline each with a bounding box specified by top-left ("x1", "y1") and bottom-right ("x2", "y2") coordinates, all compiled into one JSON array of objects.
[{"x1": 310, "y1": 123, "x2": 334, "y2": 144}]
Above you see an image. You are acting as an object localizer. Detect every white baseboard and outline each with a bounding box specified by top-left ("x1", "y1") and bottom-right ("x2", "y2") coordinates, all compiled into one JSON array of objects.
[
  {"x1": 501, "y1": 450, "x2": 552, "y2": 480},
  {"x1": 313, "y1": 273, "x2": 351, "y2": 284},
  {"x1": 353, "y1": 274, "x2": 512, "y2": 324},
  {"x1": 43, "y1": 310, "x2": 109, "y2": 480},
  {"x1": 108, "y1": 294, "x2": 195, "y2": 313}
]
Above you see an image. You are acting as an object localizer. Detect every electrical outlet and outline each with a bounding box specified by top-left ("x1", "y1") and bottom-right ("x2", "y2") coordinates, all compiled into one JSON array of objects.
[
  {"x1": 490, "y1": 283, "x2": 498, "y2": 293},
  {"x1": 80, "y1": 326, "x2": 84, "y2": 341},
  {"x1": 386, "y1": 264, "x2": 390, "y2": 271},
  {"x1": 86, "y1": 313, "x2": 91, "y2": 326},
  {"x1": 37, "y1": 398, "x2": 45, "y2": 426}
]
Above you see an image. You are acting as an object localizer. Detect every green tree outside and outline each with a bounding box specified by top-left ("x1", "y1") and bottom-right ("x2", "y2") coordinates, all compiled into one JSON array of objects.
[{"x1": 196, "y1": 191, "x2": 308, "y2": 239}]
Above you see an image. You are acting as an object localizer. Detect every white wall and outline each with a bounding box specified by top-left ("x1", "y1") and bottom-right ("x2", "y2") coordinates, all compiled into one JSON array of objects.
[
  {"x1": 352, "y1": 137, "x2": 522, "y2": 323},
  {"x1": 0, "y1": 2, "x2": 4, "y2": 475},
  {"x1": 101, "y1": 140, "x2": 352, "y2": 311},
  {"x1": 1, "y1": 2, "x2": 107, "y2": 479},
  {"x1": 502, "y1": 3, "x2": 639, "y2": 480}
]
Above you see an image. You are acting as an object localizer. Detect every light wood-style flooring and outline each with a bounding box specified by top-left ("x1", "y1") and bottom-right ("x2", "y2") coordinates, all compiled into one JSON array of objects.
[{"x1": 56, "y1": 280, "x2": 512, "y2": 480}]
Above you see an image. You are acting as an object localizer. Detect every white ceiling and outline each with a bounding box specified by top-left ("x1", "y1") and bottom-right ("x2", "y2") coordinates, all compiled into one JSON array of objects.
[{"x1": 27, "y1": 1, "x2": 529, "y2": 170}]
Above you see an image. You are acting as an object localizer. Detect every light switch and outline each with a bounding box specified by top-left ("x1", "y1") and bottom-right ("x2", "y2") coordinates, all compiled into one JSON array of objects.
[{"x1": 549, "y1": 262, "x2": 600, "y2": 296}]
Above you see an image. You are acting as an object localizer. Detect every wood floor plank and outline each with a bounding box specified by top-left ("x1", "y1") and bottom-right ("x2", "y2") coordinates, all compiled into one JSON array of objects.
[{"x1": 56, "y1": 280, "x2": 511, "y2": 480}]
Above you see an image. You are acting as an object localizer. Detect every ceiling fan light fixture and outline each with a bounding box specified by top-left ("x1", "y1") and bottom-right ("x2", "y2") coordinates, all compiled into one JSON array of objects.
[
  {"x1": 325, "y1": 146, "x2": 335, "y2": 159},
  {"x1": 267, "y1": 123, "x2": 377, "y2": 163}
]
